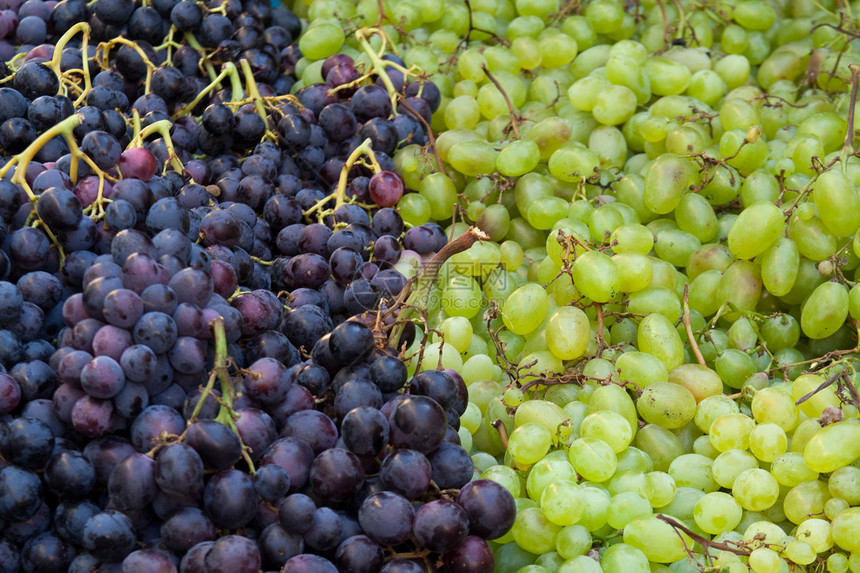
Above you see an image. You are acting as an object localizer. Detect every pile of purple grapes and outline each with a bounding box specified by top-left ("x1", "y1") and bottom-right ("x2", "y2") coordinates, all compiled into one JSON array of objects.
[{"x1": 0, "y1": 0, "x2": 515, "y2": 570}]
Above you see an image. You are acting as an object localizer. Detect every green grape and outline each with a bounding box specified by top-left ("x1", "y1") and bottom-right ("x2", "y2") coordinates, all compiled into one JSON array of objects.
[
  {"x1": 592, "y1": 85, "x2": 637, "y2": 125},
  {"x1": 720, "y1": 98, "x2": 761, "y2": 132},
  {"x1": 568, "y1": 437, "x2": 617, "y2": 482},
  {"x1": 537, "y1": 28, "x2": 578, "y2": 68},
  {"x1": 750, "y1": 387, "x2": 798, "y2": 432},
  {"x1": 760, "y1": 312, "x2": 801, "y2": 352},
  {"x1": 596, "y1": 543, "x2": 648, "y2": 573},
  {"x1": 827, "y1": 553, "x2": 849, "y2": 573},
  {"x1": 812, "y1": 170, "x2": 860, "y2": 237},
  {"x1": 512, "y1": 36, "x2": 543, "y2": 69},
  {"x1": 515, "y1": 400, "x2": 569, "y2": 443},
  {"x1": 497, "y1": 140, "x2": 541, "y2": 177},
  {"x1": 727, "y1": 201, "x2": 785, "y2": 260},
  {"x1": 637, "y1": 313, "x2": 685, "y2": 371},
  {"x1": 832, "y1": 508, "x2": 860, "y2": 553},
  {"x1": 643, "y1": 154, "x2": 695, "y2": 214},
  {"x1": 588, "y1": 204, "x2": 624, "y2": 243},
  {"x1": 687, "y1": 69, "x2": 727, "y2": 106},
  {"x1": 687, "y1": 269, "x2": 723, "y2": 317},
  {"x1": 795, "y1": 517, "x2": 834, "y2": 553},
  {"x1": 463, "y1": 401, "x2": 486, "y2": 439},
  {"x1": 558, "y1": 556, "x2": 602, "y2": 573},
  {"x1": 668, "y1": 454, "x2": 718, "y2": 492},
  {"x1": 712, "y1": 449, "x2": 759, "y2": 489},
  {"x1": 611, "y1": 223, "x2": 654, "y2": 254},
  {"x1": 586, "y1": 383, "x2": 639, "y2": 433},
  {"x1": 784, "y1": 479, "x2": 831, "y2": 525},
  {"x1": 804, "y1": 420, "x2": 860, "y2": 474},
  {"x1": 788, "y1": 209, "x2": 842, "y2": 261},
  {"x1": 502, "y1": 283, "x2": 549, "y2": 335},
  {"x1": 616, "y1": 351, "x2": 668, "y2": 388},
  {"x1": 829, "y1": 467, "x2": 860, "y2": 506},
  {"x1": 579, "y1": 410, "x2": 634, "y2": 453},
  {"x1": 653, "y1": 229, "x2": 702, "y2": 267},
  {"x1": 622, "y1": 515, "x2": 693, "y2": 563},
  {"x1": 418, "y1": 171, "x2": 459, "y2": 221},
  {"x1": 668, "y1": 363, "x2": 723, "y2": 403},
  {"x1": 448, "y1": 140, "x2": 500, "y2": 176},
  {"x1": 644, "y1": 57, "x2": 692, "y2": 96},
  {"x1": 714, "y1": 54, "x2": 751, "y2": 90},
  {"x1": 792, "y1": 373, "x2": 842, "y2": 418},
  {"x1": 525, "y1": 117, "x2": 576, "y2": 160},
  {"x1": 719, "y1": 127, "x2": 769, "y2": 175},
  {"x1": 717, "y1": 261, "x2": 762, "y2": 319},
  {"x1": 610, "y1": 446, "x2": 654, "y2": 474},
  {"x1": 555, "y1": 525, "x2": 591, "y2": 559},
  {"x1": 545, "y1": 306, "x2": 590, "y2": 360},
  {"x1": 527, "y1": 197, "x2": 570, "y2": 230},
  {"x1": 541, "y1": 480, "x2": 586, "y2": 526},
  {"x1": 693, "y1": 434, "x2": 720, "y2": 459},
  {"x1": 694, "y1": 491, "x2": 744, "y2": 534},
  {"x1": 548, "y1": 145, "x2": 600, "y2": 182},
  {"x1": 567, "y1": 75, "x2": 612, "y2": 112},
  {"x1": 827, "y1": 498, "x2": 851, "y2": 520},
  {"x1": 749, "y1": 423, "x2": 788, "y2": 463},
  {"x1": 801, "y1": 281, "x2": 849, "y2": 340},
  {"x1": 477, "y1": 204, "x2": 512, "y2": 242},
  {"x1": 526, "y1": 453, "x2": 578, "y2": 501},
  {"x1": 508, "y1": 422, "x2": 554, "y2": 466},
  {"x1": 419, "y1": 341, "x2": 463, "y2": 371},
  {"x1": 644, "y1": 471, "x2": 676, "y2": 507},
  {"x1": 571, "y1": 250, "x2": 620, "y2": 302},
  {"x1": 631, "y1": 425, "x2": 682, "y2": 473},
  {"x1": 440, "y1": 273, "x2": 483, "y2": 319},
  {"x1": 675, "y1": 192, "x2": 718, "y2": 242},
  {"x1": 748, "y1": 547, "x2": 782, "y2": 573},
  {"x1": 709, "y1": 412, "x2": 755, "y2": 452},
  {"x1": 397, "y1": 192, "x2": 432, "y2": 227},
  {"x1": 636, "y1": 382, "x2": 697, "y2": 429},
  {"x1": 769, "y1": 452, "x2": 819, "y2": 488},
  {"x1": 606, "y1": 491, "x2": 651, "y2": 529},
  {"x1": 444, "y1": 95, "x2": 481, "y2": 129},
  {"x1": 512, "y1": 507, "x2": 562, "y2": 555},
  {"x1": 297, "y1": 22, "x2": 344, "y2": 60},
  {"x1": 612, "y1": 253, "x2": 652, "y2": 293},
  {"x1": 732, "y1": 468, "x2": 780, "y2": 511},
  {"x1": 494, "y1": 541, "x2": 539, "y2": 573}
]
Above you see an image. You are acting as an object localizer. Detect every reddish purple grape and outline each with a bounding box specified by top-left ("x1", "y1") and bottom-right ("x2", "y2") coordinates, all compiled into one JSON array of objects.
[
  {"x1": 117, "y1": 147, "x2": 157, "y2": 181},
  {"x1": 368, "y1": 171, "x2": 404, "y2": 207}
]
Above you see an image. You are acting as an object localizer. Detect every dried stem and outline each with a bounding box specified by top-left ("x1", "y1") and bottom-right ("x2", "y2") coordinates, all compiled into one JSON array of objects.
[
  {"x1": 656, "y1": 515, "x2": 751, "y2": 556},
  {"x1": 683, "y1": 284, "x2": 706, "y2": 367},
  {"x1": 480, "y1": 64, "x2": 520, "y2": 139}
]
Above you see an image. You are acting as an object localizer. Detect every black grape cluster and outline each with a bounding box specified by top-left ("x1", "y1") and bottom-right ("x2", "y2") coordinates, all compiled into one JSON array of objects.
[{"x1": 0, "y1": 0, "x2": 514, "y2": 571}]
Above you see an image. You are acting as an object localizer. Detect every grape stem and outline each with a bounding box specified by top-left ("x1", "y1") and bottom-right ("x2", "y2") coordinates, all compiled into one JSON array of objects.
[
  {"x1": 656, "y1": 514, "x2": 751, "y2": 556},
  {"x1": 795, "y1": 369, "x2": 860, "y2": 413},
  {"x1": 490, "y1": 419, "x2": 509, "y2": 448},
  {"x1": 191, "y1": 317, "x2": 257, "y2": 473},
  {"x1": 48, "y1": 22, "x2": 93, "y2": 107},
  {"x1": 127, "y1": 119, "x2": 189, "y2": 180},
  {"x1": 386, "y1": 226, "x2": 490, "y2": 346},
  {"x1": 682, "y1": 284, "x2": 706, "y2": 367},
  {"x1": 841, "y1": 64, "x2": 860, "y2": 171},
  {"x1": 480, "y1": 64, "x2": 521, "y2": 139},
  {"x1": 304, "y1": 138, "x2": 381, "y2": 219}
]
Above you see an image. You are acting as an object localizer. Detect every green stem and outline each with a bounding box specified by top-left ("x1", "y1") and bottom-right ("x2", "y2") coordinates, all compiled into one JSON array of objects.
[
  {"x1": 128, "y1": 119, "x2": 188, "y2": 179},
  {"x1": 0, "y1": 113, "x2": 83, "y2": 191},
  {"x1": 173, "y1": 62, "x2": 239, "y2": 119},
  {"x1": 356, "y1": 28, "x2": 401, "y2": 113},
  {"x1": 239, "y1": 58, "x2": 271, "y2": 135}
]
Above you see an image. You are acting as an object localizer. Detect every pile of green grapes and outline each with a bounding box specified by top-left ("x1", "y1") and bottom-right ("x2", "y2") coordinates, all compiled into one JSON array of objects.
[{"x1": 294, "y1": 0, "x2": 860, "y2": 571}]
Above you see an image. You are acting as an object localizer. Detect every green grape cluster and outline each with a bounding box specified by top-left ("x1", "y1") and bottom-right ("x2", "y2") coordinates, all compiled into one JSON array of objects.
[{"x1": 294, "y1": 0, "x2": 860, "y2": 571}]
